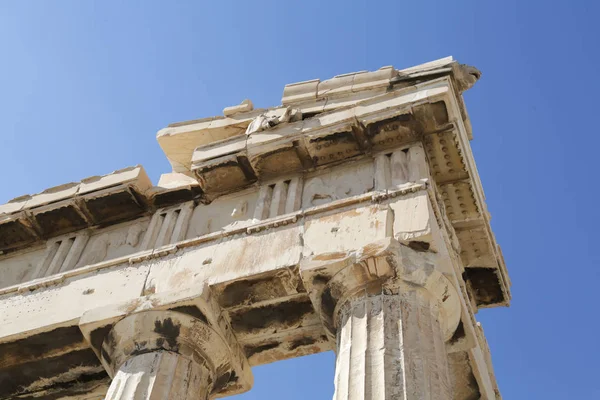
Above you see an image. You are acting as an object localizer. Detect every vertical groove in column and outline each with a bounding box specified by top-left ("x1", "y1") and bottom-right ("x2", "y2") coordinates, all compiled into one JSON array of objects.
[
  {"x1": 410, "y1": 290, "x2": 429, "y2": 399},
  {"x1": 383, "y1": 293, "x2": 405, "y2": 400},
  {"x1": 150, "y1": 352, "x2": 177, "y2": 399},
  {"x1": 348, "y1": 299, "x2": 367, "y2": 400},
  {"x1": 423, "y1": 294, "x2": 437, "y2": 399},
  {"x1": 430, "y1": 299, "x2": 451, "y2": 398},
  {"x1": 365, "y1": 294, "x2": 385, "y2": 400},
  {"x1": 105, "y1": 351, "x2": 212, "y2": 400},
  {"x1": 333, "y1": 291, "x2": 451, "y2": 400},
  {"x1": 334, "y1": 303, "x2": 351, "y2": 400}
]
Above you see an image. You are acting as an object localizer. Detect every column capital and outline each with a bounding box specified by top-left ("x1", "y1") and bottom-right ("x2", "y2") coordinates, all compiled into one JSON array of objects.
[
  {"x1": 79, "y1": 284, "x2": 252, "y2": 397},
  {"x1": 300, "y1": 238, "x2": 461, "y2": 343}
]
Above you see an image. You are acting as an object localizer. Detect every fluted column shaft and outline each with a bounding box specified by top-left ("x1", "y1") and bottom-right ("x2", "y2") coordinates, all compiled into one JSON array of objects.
[
  {"x1": 106, "y1": 351, "x2": 213, "y2": 400},
  {"x1": 333, "y1": 289, "x2": 451, "y2": 400}
]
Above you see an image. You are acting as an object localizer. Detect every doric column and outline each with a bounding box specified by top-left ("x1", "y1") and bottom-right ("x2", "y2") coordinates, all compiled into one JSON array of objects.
[
  {"x1": 333, "y1": 289, "x2": 450, "y2": 400},
  {"x1": 301, "y1": 239, "x2": 461, "y2": 400},
  {"x1": 79, "y1": 285, "x2": 253, "y2": 400},
  {"x1": 105, "y1": 351, "x2": 212, "y2": 400}
]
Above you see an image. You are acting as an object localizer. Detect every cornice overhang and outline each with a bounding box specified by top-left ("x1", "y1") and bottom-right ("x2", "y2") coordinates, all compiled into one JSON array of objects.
[
  {"x1": 157, "y1": 71, "x2": 510, "y2": 308},
  {"x1": 0, "y1": 166, "x2": 152, "y2": 255}
]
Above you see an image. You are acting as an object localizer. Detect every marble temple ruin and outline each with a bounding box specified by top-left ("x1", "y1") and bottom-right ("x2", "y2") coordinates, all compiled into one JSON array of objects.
[{"x1": 0, "y1": 57, "x2": 510, "y2": 399}]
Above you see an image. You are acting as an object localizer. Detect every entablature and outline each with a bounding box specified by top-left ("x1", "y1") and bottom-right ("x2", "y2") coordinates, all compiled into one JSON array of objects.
[{"x1": 0, "y1": 175, "x2": 499, "y2": 399}]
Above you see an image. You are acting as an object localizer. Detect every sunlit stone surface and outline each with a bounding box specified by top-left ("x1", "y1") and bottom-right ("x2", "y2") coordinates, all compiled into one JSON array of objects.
[{"x1": 0, "y1": 57, "x2": 508, "y2": 399}]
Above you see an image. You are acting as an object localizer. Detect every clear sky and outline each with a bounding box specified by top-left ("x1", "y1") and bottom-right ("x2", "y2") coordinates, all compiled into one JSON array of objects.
[{"x1": 1, "y1": 1, "x2": 598, "y2": 398}]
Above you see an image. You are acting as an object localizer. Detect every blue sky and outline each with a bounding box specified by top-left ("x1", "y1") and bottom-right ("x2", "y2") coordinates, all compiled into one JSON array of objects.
[{"x1": 1, "y1": 1, "x2": 599, "y2": 398}]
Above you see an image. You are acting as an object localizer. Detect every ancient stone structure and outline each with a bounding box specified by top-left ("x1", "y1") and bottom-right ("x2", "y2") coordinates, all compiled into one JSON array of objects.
[{"x1": 0, "y1": 57, "x2": 510, "y2": 399}]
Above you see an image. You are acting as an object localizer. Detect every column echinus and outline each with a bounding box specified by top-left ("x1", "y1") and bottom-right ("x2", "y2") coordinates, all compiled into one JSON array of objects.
[
  {"x1": 302, "y1": 239, "x2": 460, "y2": 400},
  {"x1": 0, "y1": 58, "x2": 509, "y2": 400},
  {"x1": 78, "y1": 286, "x2": 252, "y2": 400}
]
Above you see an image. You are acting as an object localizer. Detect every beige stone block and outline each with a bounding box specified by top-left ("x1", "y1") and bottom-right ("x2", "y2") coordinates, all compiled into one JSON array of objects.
[
  {"x1": 0, "y1": 195, "x2": 30, "y2": 216},
  {"x1": 209, "y1": 226, "x2": 304, "y2": 284},
  {"x1": 0, "y1": 247, "x2": 45, "y2": 289},
  {"x1": 382, "y1": 145, "x2": 429, "y2": 187},
  {"x1": 191, "y1": 135, "x2": 247, "y2": 164},
  {"x1": 303, "y1": 204, "x2": 391, "y2": 256},
  {"x1": 149, "y1": 173, "x2": 201, "y2": 209},
  {"x1": 304, "y1": 123, "x2": 360, "y2": 167},
  {"x1": 247, "y1": 130, "x2": 307, "y2": 180},
  {"x1": 294, "y1": 99, "x2": 326, "y2": 116},
  {"x1": 321, "y1": 88, "x2": 388, "y2": 113},
  {"x1": 246, "y1": 120, "x2": 303, "y2": 147},
  {"x1": 388, "y1": 191, "x2": 437, "y2": 248},
  {"x1": 351, "y1": 66, "x2": 395, "y2": 92},
  {"x1": 317, "y1": 74, "x2": 356, "y2": 98},
  {"x1": 26, "y1": 183, "x2": 79, "y2": 209},
  {"x1": 223, "y1": 99, "x2": 254, "y2": 117},
  {"x1": 440, "y1": 181, "x2": 480, "y2": 224},
  {"x1": 303, "y1": 108, "x2": 356, "y2": 133},
  {"x1": 143, "y1": 225, "x2": 303, "y2": 296},
  {"x1": 141, "y1": 242, "x2": 219, "y2": 295},
  {"x1": 282, "y1": 79, "x2": 319, "y2": 105},
  {"x1": 155, "y1": 172, "x2": 199, "y2": 190},
  {"x1": 193, "y1": 153, "x2": 254, "y2": 194},
  {"x1": 79, "y1": 165, "x2": 152, "y2": 195},
  {"x1": 0, "y1": 262, "x2": 151, "y2": 341},
  {"x1": 397, "y1": 56, "x2": 453, "y2": 75},
  {"x1": 302, "y1": 161, "x2": 374, "y2": 208},
  {"x1": 157, "y1": 113, "x2": 259, "y2": 173},
  {"x1": 406, "y1": 144, "x2": 429, "y2": 181},
  {"x1": 186, "y1": 189, "x2": 258, "y2": 238},
  {"x1": 455, "y1": 227, "x2": 496, "y2": 268},
  {"x1": 76, "y1": 220, "x2": 148, "y2": 268},
  {"x1": 356, "y1": 80, "x2": 450, "y2": 123}
]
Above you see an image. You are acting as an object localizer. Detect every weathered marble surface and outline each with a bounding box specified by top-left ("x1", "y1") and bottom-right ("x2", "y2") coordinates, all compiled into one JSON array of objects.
[{"x1": 0, "y1": 57, "x2": 508, "y2": 400}]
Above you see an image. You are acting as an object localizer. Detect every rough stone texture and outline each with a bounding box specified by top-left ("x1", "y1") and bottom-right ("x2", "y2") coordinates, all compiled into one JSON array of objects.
[
  {"x1": 78, "y1": 285, "x2": 253, "y2": 397},
  {"x1": 0, "y1": 166, "x2": 152, "y2": 255},
  {"x1": 105, "y1": 351, "x2": 211, "y2": 400},
  {"x1": 223, "y1": 99, "x2": 254, "y2": 117},
  {"x1": 334, "y1": 291, "x2": 451, "y2": 400},
  {"x1": 0, "y1": 57, "x2": 509, "y2": 400}
]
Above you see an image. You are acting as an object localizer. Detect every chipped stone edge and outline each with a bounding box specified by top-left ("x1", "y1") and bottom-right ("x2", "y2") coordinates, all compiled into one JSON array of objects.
[{"x1": 0, "y1": 183, "x2": 428, "y2": 298}]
